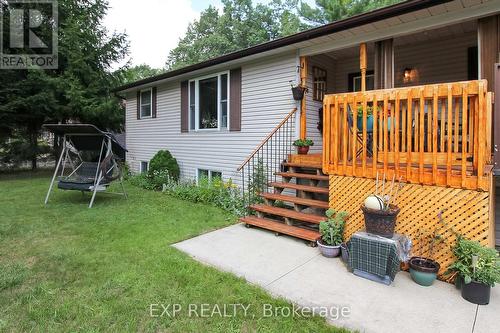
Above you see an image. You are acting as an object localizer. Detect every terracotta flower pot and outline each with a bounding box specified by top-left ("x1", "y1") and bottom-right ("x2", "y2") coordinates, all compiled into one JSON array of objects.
[{"x1": 297, "y1": 146, "x2": 310, "y2": 155}]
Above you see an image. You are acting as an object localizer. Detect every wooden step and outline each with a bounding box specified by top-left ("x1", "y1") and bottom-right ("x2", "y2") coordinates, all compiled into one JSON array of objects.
[
  {"x1": 276, "y1": 172, "x2": 329, "y2": 181},
  {"x1": 249, "y1": 204, "x2": 326, "y2": 224},
  {"x1": 270, "y1": 182, "x2": 329, "y2": 194},
  {"x1": 260, "y1": 193, "x2": 329, "y2": 209},
  {"x1": 240, "y1": 216, "x2": 320, "y2": 242},
  {"x1": 282, "y1": 162, "x2": 322, "y2": 169}
]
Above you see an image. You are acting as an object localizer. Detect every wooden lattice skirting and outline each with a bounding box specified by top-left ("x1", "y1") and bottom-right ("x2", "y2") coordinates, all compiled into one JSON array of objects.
[{"x1": 329, "y1": 175, "x2": 494, "y2": 281}]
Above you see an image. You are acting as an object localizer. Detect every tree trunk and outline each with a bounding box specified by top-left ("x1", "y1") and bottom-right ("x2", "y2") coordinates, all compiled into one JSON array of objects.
[{"x1": 28, "y1": 125, "x2": 39, "y2": 170}]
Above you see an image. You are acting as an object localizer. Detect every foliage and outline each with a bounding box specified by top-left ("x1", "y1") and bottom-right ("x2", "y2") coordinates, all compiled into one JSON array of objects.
[
  {"x1": 148, "y1": 150, "x2": 180, "y2": 181},
  {"x1": 0, "y1": 134, "x2": 52, "y2": 169},
  {"x1": 293, "y1": 138, "x2": 314, "y2": 147},
  {"x1": 247, "y1": 158, "x2": 268, "y2": 204},
  {"x1": 447, "y1": 237, "x2": 500, "y2": 287},
  {"x1": 299, "y1": 0, "x2": 402, "y2": 26},
  {"x1": 319, "y1": 209, "x2": 348, "y2": 246},
  {"x1": 129, "y1": 170, "x2": 245, "y2": 216},
  {"x1": 163, "y1": 177, "x2": 246, "y2": 216},
  {"x1": 166, "y1": 0, "x2": 306, "y2": 69},
  {"x1": 355, "y1": 105, "x2": 375, "y2": 117},
  {"x1": 117, "y1": 64, "x2": 164, "y2": 84},
  {"x1": 0, "y1": 0, "x2": 129, "y2": 169}
]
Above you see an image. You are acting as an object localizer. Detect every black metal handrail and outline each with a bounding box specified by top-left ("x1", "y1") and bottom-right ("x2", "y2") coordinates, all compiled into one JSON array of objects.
[{"x1": 237, "y1": 108, "x2": 297, "y2": 208}]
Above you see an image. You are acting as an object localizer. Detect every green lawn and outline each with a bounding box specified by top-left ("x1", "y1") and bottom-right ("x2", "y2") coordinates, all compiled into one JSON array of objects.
[{"x1": 0, "y1": 172, "x2": 347, "y2": 332}]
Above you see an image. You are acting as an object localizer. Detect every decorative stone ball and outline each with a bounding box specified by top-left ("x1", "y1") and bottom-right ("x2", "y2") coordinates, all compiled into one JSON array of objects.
[{"x1": 364, "y1": 195, "x2": 385, "y2": 210}]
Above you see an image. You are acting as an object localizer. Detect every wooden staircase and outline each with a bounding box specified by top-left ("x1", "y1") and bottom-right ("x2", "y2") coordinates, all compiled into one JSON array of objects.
[{"x1": 240, "y1": 159, "x2": 328, "y2": 246}]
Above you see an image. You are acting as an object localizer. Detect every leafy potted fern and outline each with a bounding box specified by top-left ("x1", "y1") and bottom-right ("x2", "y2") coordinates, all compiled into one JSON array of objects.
[
  {"x1": 447, "y1": 236, "x2": 500, "y2": 305},
  {"x1": 317, "y1": 209, "x2": 348, "y2": 258},
  {"x1": 293, "y1": 138, "x2": 314, "y2": 155}
]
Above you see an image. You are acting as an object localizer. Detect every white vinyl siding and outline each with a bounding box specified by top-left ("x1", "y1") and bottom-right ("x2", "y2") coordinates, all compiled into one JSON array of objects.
[{"x1": 125, "y1": 52, "x2": 297, "y2": 187}]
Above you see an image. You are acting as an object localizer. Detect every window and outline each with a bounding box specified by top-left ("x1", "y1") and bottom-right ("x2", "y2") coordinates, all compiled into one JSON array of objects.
[
  {"x1": 189, "y1": 72, "x2": 229, "y2": 131},
  {"x1": 197, "y1": 169, "x2": 222, "y2": 183},
  {"x1": 312, "y1": 66, "x2": 327, "y2": 101},
  {"x1": 140, "y1": 89, "x2": 152, "y2": 118},
  {"x1": 348, "y1": 71, "x2": 374, "y2": 92},
  {"x1": 140, "y1": 161, "x2": 149, "y2": 174}
]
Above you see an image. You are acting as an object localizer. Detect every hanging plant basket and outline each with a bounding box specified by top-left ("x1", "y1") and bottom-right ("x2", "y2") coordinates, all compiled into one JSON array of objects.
[
  {"x1": 361, "y1": 204, "x2": 400, "y2": 238},
  {"x1": 291, "y1": 86, "x2": 307, "y2": 101}
]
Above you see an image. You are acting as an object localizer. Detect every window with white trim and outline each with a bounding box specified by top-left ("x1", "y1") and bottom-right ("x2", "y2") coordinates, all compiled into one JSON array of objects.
[
  {"x1": 140, "y1": 161, "x2": 149, "y2": 174},
  {"x1": 197, "y1": 169, "x2": 222, "y2": 183},
  {"x1": 189, "y1": 72, "x2": 229, "y2": 130},
  {"x1": 140, "y1": 89, "x2": 152, "y2": 118}
]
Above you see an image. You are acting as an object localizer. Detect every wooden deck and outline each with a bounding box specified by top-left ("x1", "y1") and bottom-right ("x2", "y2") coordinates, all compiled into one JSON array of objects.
[{"x1": 322, "y1": 80, "x2": 493, "y2": 191}]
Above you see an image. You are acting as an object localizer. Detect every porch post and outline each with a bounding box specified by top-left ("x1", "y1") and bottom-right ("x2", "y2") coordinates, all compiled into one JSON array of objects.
[
  {"x1": 478, "y1": 15, "x2": 499, "y2": 89},
  {"x1": 299, "y1": 56, "x2": 308, "y2": 139},
  {"x1": 374, "y1": 39, "x2": 394, "y2": 89},
  {"x1": 360, "y1": 43, "x2": 367, "y2": 92}
]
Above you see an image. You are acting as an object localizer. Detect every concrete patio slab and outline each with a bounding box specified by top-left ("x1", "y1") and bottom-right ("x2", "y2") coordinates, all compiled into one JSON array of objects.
[{"x1": 173, "y1": 223, "x2": 498, "y2": 333}]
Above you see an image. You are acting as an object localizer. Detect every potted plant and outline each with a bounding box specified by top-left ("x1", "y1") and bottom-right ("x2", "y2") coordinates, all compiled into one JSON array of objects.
[
  {"x1": 290, "y1": 81, "x2": 307, "y2": 101},
  {"x1": 447, "y1": 236, "x2": 500, "y2": 305},
  {"x1": 317, "y1": 209, "x2": 348, "y2": 258},
  {"x1": 409, "y1": 228, "x2": 442, "y2": 287},
  {"x1": 293, "y1": 138, "x2": 314, "y2": 155},
  {"x1": 355, "y1": 105, "x2": 374, "y2": 132}
]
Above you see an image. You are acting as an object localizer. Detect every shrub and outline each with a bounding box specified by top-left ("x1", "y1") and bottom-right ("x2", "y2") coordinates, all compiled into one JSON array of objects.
[
  {"x1": 163, "y1": 177, "x2": 246, "y2": 216},
  {"x1": 148, "y1": 150, "x2": 180, "y2": 181},
  {"x1": 319, "y1": 209, "x2": 348, "y2": 246},
  {"x1": 447, "y1": 236, "x2": 500, "y2": 287}
]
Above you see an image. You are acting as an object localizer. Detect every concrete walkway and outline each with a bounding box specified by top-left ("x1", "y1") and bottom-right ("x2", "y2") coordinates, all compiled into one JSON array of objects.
[{"x1": 173, "y1": 224, "x2": 499, "y2": 333}]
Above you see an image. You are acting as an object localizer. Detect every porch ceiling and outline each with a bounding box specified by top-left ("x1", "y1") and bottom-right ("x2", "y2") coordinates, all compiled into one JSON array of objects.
[{"x1": 299, "y1": 0, "x2": 499, "y2": 57}]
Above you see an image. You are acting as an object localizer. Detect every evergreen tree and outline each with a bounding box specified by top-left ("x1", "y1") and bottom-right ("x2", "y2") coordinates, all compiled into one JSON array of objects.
[{"x1": 0, "y1": 0, "x2": 128, "y2": 169}]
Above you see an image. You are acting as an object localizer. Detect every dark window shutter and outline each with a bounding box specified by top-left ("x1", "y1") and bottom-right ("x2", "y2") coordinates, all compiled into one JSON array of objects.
[
  {"x1": 229, "y1": 68, "x2": 241, "y2": 131},
  {"x1": 180, "y1": 81, "x2": 189, "y2": 133},
  {"x1": 152, "y1": 87, "x2": 157, "y2": 118},
  {"x1": 136, "y1": 91, "x2": 141, "y2": 120}
]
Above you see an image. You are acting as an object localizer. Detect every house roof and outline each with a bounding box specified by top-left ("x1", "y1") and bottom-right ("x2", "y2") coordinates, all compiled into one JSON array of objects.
[{"x1": 113, "y1": 0, "x2": 453, "y2": 93}]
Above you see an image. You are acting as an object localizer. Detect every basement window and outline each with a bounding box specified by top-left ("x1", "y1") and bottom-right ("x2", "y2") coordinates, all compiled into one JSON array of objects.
[
  {"x1": 197, "y1": 169, "x2": 222, "y2": 184},
  {"x1": 140, "y1": 161, "x2": 149, "y2": 174}
]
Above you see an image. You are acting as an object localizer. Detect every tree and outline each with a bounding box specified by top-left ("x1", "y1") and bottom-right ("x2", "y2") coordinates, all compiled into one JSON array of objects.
[
  {"x1": 166, "y1": 0, "x2": 305, "y2": 70},
  {"x1": 299, "y1": 0, "x2": 402, "y2": 25},
  {"x1": 118, "y1": 64, "x2": 164, "y2": 84},
  {"x1": 0, "y1": 0, "x2": 128, "y2": 169}
]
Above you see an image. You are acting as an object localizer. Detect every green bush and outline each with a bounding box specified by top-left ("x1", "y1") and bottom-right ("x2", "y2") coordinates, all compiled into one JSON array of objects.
[
  {"x1": 163, "y1": 177, "x2": 245, "y2": 216},
  {"x1": 129, "y1": 173, "x2": 246, "y2": 216},
  {"x1": 148, "y1": 150, "x2": 180, "y2": 181},
  {"x1": 447, "y1": 236, "x2": 500, "y2": 287},
  {"x1": 319, "y1": 209, "x2": 348, "y2": 246}
]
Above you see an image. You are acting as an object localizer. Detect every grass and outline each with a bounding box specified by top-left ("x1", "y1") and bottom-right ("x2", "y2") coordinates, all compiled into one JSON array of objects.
[{"x1": 0, "y1": 172, "x2": 347, "y2": 332}]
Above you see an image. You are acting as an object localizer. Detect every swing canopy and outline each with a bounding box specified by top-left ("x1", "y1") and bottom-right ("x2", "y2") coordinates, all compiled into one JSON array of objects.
[{"x1": 43, "y1": 124, "x2": 127, "y2": 208}]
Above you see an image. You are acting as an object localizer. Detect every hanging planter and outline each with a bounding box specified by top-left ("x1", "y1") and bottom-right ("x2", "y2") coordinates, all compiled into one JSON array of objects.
[{"x1": 290, "y1": 81, "x2": 308, "y2": 101}]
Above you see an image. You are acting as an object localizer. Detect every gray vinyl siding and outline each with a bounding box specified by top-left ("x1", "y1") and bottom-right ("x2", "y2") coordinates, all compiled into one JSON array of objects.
[
  {"x1": 125, "y1": 52, "x2": 298, "y2": 186},
  {"x1": 394, "y1": 32, "x2": 477, "y2": 87},
  {"x1": 304, "y1": 54, "x2": 336, "y2": 153}
]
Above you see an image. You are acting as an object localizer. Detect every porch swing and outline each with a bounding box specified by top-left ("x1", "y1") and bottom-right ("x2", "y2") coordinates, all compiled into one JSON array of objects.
[{"x1": 43, "y1": 124, "x2": 127, "y2": 208}]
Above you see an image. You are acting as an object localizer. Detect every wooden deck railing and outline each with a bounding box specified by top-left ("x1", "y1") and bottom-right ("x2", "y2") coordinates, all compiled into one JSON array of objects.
[{"x1": 322, "y1": 80, "x2": 493, "y2": 190}]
